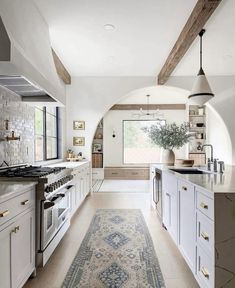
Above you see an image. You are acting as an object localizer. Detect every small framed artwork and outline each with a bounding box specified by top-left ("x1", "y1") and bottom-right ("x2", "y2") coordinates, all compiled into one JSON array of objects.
[
  {"x1": 73, "y1": 137, "x2": 85, "y2": 146},
  {"x1": 73, "y1": 120, "x2": 85, "y2": 130},
  {"x1": 93, "y1": 143, "x2": 102, "y2": 153}
]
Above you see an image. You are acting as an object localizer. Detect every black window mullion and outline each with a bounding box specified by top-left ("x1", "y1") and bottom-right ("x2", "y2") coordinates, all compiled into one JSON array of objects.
[{"x1": 43, "y1": 107, "x2": 47, "y2": 161}]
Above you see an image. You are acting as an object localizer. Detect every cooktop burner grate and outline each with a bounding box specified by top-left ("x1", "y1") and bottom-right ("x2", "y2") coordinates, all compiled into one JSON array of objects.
[{"x1": 0, "y1": 166, "x2": 66, "y2": 178}]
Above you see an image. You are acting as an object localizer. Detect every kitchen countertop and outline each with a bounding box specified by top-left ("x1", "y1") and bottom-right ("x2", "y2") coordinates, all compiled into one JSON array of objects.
[
  {"x1": 47, "y1": 160, "x2": 89, "y2": 169},
  {"x1": 153, "y1": 164, "x2": 235, "y2": 193},
  {"x1": 0, "y1": 182, "x2": 36, "y2": 203}
]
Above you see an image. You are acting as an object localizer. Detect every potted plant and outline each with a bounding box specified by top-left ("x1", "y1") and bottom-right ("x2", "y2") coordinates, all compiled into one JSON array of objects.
[{"x1": 143, "y1": 122, "x2": 190, "y2": 165}]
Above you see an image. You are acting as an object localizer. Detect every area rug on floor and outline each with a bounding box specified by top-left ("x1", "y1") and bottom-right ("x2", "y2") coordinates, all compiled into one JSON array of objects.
[{"x1": 62, "y1": 209, "x2": 165, "y2": 288}]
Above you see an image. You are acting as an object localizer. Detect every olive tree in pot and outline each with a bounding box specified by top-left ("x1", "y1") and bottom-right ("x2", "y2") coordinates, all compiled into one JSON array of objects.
[{"x1": 143, "y1": 122, "x2": 190, "y2": 165}]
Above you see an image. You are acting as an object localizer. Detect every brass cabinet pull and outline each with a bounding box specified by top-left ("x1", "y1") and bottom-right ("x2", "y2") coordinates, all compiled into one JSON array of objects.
[
  {"x1": 201, "y1": 231, "x2": 209, "y2": 241},
  {"x1": 21, "y1": 199, "x2": 29, "y2": 205},
  {"x1": 11, "y1": 225, "x2": 20, "y2": 234},
  {"x1": 182, "y1": 186, "x2": 187, "y2": 191},
  {"x1": 201, "y1": 266, "x2": 209, "y2": 278},
  {"x1": 0, "y1": 210, "x2": 9, "y2": 217},
  {"x1": 200, "y1": 202, "x2": 208, "y2": 209}
]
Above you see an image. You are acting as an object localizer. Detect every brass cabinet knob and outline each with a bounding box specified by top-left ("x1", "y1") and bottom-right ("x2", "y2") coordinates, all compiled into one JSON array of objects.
[
  {"x1": 0, "y1": 210, "x2": 10, "y2": 217},
  {"x1": 201, "y1": 266, "x2": 209, "y2": 278},
  {"x1": 11, "y1": 225, "x2": 20, "y2": 234},
  {"x1": 21, "y1": 199, "x2": 29, "y2": 205},
  {"x1": 200, "y1": 202, "x2": 208, "y2": 209},
  {"x1": 201, "y1": 231, "x2": 209, "y2": 241}
]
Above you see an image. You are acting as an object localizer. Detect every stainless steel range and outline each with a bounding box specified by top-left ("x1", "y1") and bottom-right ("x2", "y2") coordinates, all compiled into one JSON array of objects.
[{"x1": 0, "y1": 165, "x2": 74, "y2": 267}]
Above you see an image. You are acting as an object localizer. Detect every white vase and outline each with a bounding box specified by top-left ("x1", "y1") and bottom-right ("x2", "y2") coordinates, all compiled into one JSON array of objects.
[{"x1": 160, "y1": 149, "x2": 175, "y2": 165}]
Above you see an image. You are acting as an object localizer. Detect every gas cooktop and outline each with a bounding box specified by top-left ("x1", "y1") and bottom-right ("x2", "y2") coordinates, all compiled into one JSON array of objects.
[{"x1": 0, "y1": 165, "x2": 66, "y2": 178}]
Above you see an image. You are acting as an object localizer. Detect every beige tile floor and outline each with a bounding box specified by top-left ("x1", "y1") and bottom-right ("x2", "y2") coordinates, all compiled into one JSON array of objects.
[{"x1": 24, "y1": 192, "x2": 199, "y2": 288}]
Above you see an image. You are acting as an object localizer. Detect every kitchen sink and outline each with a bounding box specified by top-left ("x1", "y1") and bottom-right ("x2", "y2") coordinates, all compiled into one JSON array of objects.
[{"x1": 169, "y1": 168, "x2": 211, "y2": 174}]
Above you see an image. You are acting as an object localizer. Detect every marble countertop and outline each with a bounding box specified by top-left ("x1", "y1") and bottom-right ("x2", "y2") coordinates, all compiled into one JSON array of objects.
[
  {"x1": 0, "y1": 182, "x2": 36, "y2": 203},
  {"x1": 47, "y1": 160, "x2": 89, "y2": 169},
  {"x1": 152, "y1": 164, "x2": 235, "y2": 193}
]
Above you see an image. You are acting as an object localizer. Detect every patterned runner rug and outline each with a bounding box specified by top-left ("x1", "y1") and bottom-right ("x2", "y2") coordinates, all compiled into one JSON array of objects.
[{"x1": 62, "y1": 209, "x2": 165, "y2": 288}]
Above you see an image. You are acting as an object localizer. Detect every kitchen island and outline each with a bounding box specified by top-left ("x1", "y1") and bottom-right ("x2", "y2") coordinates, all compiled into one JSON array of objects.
[{"x1": 151, "y1": 164, "x2": 235, "y2": 288}]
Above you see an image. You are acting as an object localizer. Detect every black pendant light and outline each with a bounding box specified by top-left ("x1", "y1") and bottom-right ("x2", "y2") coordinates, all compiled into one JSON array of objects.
[{"x1": 188, "y1": 29, "x2": 214, "y2": 105}]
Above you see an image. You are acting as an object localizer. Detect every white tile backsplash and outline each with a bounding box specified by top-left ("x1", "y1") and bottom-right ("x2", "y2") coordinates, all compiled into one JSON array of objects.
[{"x1": 0, "y1": 86, "x2": 34, "y2": 166}]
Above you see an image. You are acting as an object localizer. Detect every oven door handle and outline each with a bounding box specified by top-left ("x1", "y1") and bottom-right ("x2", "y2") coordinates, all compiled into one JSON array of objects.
[
  {"x1": 57, "y1": 185, "x2": 74, "y2": 198},
  {"x1": 44, "y1": 201, "x2": 55, "y2": 210}
]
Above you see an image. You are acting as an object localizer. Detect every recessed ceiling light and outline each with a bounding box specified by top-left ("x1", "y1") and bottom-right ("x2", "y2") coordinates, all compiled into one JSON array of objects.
[{"x1": 104, "y1": 24, "x2": 115, "y2": 31}]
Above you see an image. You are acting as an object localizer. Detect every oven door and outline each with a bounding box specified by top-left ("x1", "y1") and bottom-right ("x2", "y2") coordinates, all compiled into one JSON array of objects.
[
  {"x1": 56, "y1": 186, "x2": 72, "y2": 229},
  {"x1": 42, "y1": 200, "x2": 57, "y2": 250}
]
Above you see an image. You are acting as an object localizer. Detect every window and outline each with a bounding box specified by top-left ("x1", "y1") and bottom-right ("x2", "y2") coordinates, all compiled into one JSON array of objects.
[
  {"x1": 35, "y1": 107, "x2": 59, "y2": 161},
  {"x1": 123, "y1": 120, "x2": 165, "y2": 164}
]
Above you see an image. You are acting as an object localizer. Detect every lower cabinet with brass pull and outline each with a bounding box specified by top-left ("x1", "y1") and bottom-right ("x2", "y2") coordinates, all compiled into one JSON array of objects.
[
  {"x1": 0, "y1": 210, "x2": 10, "y2": 217},
  {"x1": 0, "y1": 186, "x2": 36, "y2": 288}
]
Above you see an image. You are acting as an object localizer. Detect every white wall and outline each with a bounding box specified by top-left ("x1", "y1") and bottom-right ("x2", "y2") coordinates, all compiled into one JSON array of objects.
[
  {"x1": 66, "y1": 77, "x2": 157, "y2": 159},
  {"x1": 206, "y1": 105, "x2": 232, "y2": 164},
  {"x1": 103, "y1": 109, "x2": 188, "y2": 167}
]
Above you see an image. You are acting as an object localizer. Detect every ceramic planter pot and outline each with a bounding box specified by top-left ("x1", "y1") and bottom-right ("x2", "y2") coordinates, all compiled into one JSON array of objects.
[{"x1": 160, "y1": 149, "x2": 175, "y2": 165}]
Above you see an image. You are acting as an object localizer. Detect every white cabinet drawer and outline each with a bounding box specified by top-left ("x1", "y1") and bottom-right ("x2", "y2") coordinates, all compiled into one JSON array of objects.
[
  {"x1": 197, "y1": 190, "x2": 214, "y2": 220},
  {"x1": 0, "y1": 189, "x2": 35, "y2": 227},
  {"x1": 197, "y1": 245, "x2": 214, "y2": 288},
  {"x1": 197, "y1": 210, "x2": 214, "y2": 256}
]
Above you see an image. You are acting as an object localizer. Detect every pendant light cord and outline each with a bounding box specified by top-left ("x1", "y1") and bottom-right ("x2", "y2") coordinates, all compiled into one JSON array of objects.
[{"x1": 199, "y1": 29, "x2": 205, "y2": 70}]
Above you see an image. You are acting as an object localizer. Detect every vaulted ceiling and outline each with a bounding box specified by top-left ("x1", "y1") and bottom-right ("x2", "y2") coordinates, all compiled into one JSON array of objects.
[{"x1": 34, "y1": 0, "x2": 235, "y2": 77}]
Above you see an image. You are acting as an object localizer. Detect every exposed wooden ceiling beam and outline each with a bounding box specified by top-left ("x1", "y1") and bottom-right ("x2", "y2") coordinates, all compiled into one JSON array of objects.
[
  {"x1": 110, "y1": 104, "x2": 186, "y2": 110},
  {"x1": 52, "y1": 48, "x2": 71, "y2": 85},
  {"x1": 157, "y1": 0, "x2": 222, "y2": 85}
]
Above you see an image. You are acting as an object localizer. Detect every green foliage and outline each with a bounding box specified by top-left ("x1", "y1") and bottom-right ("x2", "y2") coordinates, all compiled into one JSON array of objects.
[{"x1": 142, "y1": 122, "x2": 190, "y2": 150}]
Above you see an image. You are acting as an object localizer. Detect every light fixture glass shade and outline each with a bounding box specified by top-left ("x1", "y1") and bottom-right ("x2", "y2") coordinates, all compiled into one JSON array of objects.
[{"x1": 188, "y1": 68, "x2": 214, "y2": 105}]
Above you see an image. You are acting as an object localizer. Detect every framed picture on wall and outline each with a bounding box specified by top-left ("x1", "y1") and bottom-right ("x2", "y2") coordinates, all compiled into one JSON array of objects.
[
  {"x1": 73, "y1": 137, "x2": 85, "y2": 146},
  {"x1": 93, "y1": 143, "x2": 102, "y2": 153},
  {"x1": 73, "y1": 120, "x2": 85, "y2": 130}
]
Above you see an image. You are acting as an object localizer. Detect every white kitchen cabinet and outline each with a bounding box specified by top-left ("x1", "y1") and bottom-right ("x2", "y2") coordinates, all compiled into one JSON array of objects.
[
  {"x1": 0, "y1": 186, "x2": 35, "y2": 288},
  {"x1": 11, "y1": 209, "x2": 35, "y2": 288},
  {"x1": 178, "y1": 179, "x2": 196, "y2": 273},
  {"x1": 71, "y1": 162, "x2": 91, "y2": 217},
  {"x1": 162, "y1": 172, "x2": 178, "y2": 244}
]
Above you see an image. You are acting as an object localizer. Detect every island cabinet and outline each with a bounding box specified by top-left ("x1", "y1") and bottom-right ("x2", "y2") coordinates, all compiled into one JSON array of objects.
[
  {"x1": 162, "y1": 172, "x2": 178, "y2": 245},
  {"x1": 161, "y1": 170, "x2": 235, "y2": 288},
  {"x1": 178, "y1": 180, "x2": 196, "y2": 272},
  {"x1": 70, "y1": 162, "x2": 91, "y2": 217},
  {"x1": 0, "y1": 185, "x2": 35, "y2": 288}
]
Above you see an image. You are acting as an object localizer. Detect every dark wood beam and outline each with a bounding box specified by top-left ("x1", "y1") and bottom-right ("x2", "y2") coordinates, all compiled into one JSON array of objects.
[
  {"x1": 52, "y1": 48, "x2": 71, "y2": 84},
  {"x1": 157, "y1": 0, "x2": 222, "y2": 85},
  {"x1": 110, "y1": 104, "x2": 186, "y2": 110}
]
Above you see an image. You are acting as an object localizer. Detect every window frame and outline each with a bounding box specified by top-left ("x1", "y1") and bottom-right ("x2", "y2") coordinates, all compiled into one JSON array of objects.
[
  {"x1": 122, "y1": 119, "x2": 166, "y2": 165},
  {"x1": 35, "y1": 106, "x2": 59, "y2": 162}
]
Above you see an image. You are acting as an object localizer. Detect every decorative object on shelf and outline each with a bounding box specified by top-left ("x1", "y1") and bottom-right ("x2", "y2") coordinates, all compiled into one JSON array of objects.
[
  {"x1": 196, "y1": 123, "x2": 204, "y2": 127},
  {"x1": 97, "y1": 120, "x2": 103, "y2": 129},
  {"x1": 188, "y1": 29, "x2": 214, "y2": 106},
  {"x1": 93, "y1": 143, "x2": 102, "y2": 153},
  {"x1": 73, "y1": 120, "x2": 85, "y2": 130},
  {"x1": 73, "y1": 136, "x2": 85, "y2": 146},
  {"x1": 143, "y1": 122, "x2": 191, "y2": 165},
  {"x1": 6, "y1": 131, "x2": 20, "y2": 141},
  {"x1": 132, "y1": 95, "x2": 165, "y2": 119},
  {"x1": 198, "y1": 107, "x2": 204, "y2": 116}
]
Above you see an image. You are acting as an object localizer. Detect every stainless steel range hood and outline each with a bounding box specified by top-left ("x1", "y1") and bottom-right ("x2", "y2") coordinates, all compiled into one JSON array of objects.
[{"x1": 0, "y1": 2, "x2": 66, "y2": 105}]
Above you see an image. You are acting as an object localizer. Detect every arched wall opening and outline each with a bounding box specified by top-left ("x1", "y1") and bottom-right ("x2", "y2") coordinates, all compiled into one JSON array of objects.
[{"x1": 66, "y1": 78, "x2": 232, "y2": 165}]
